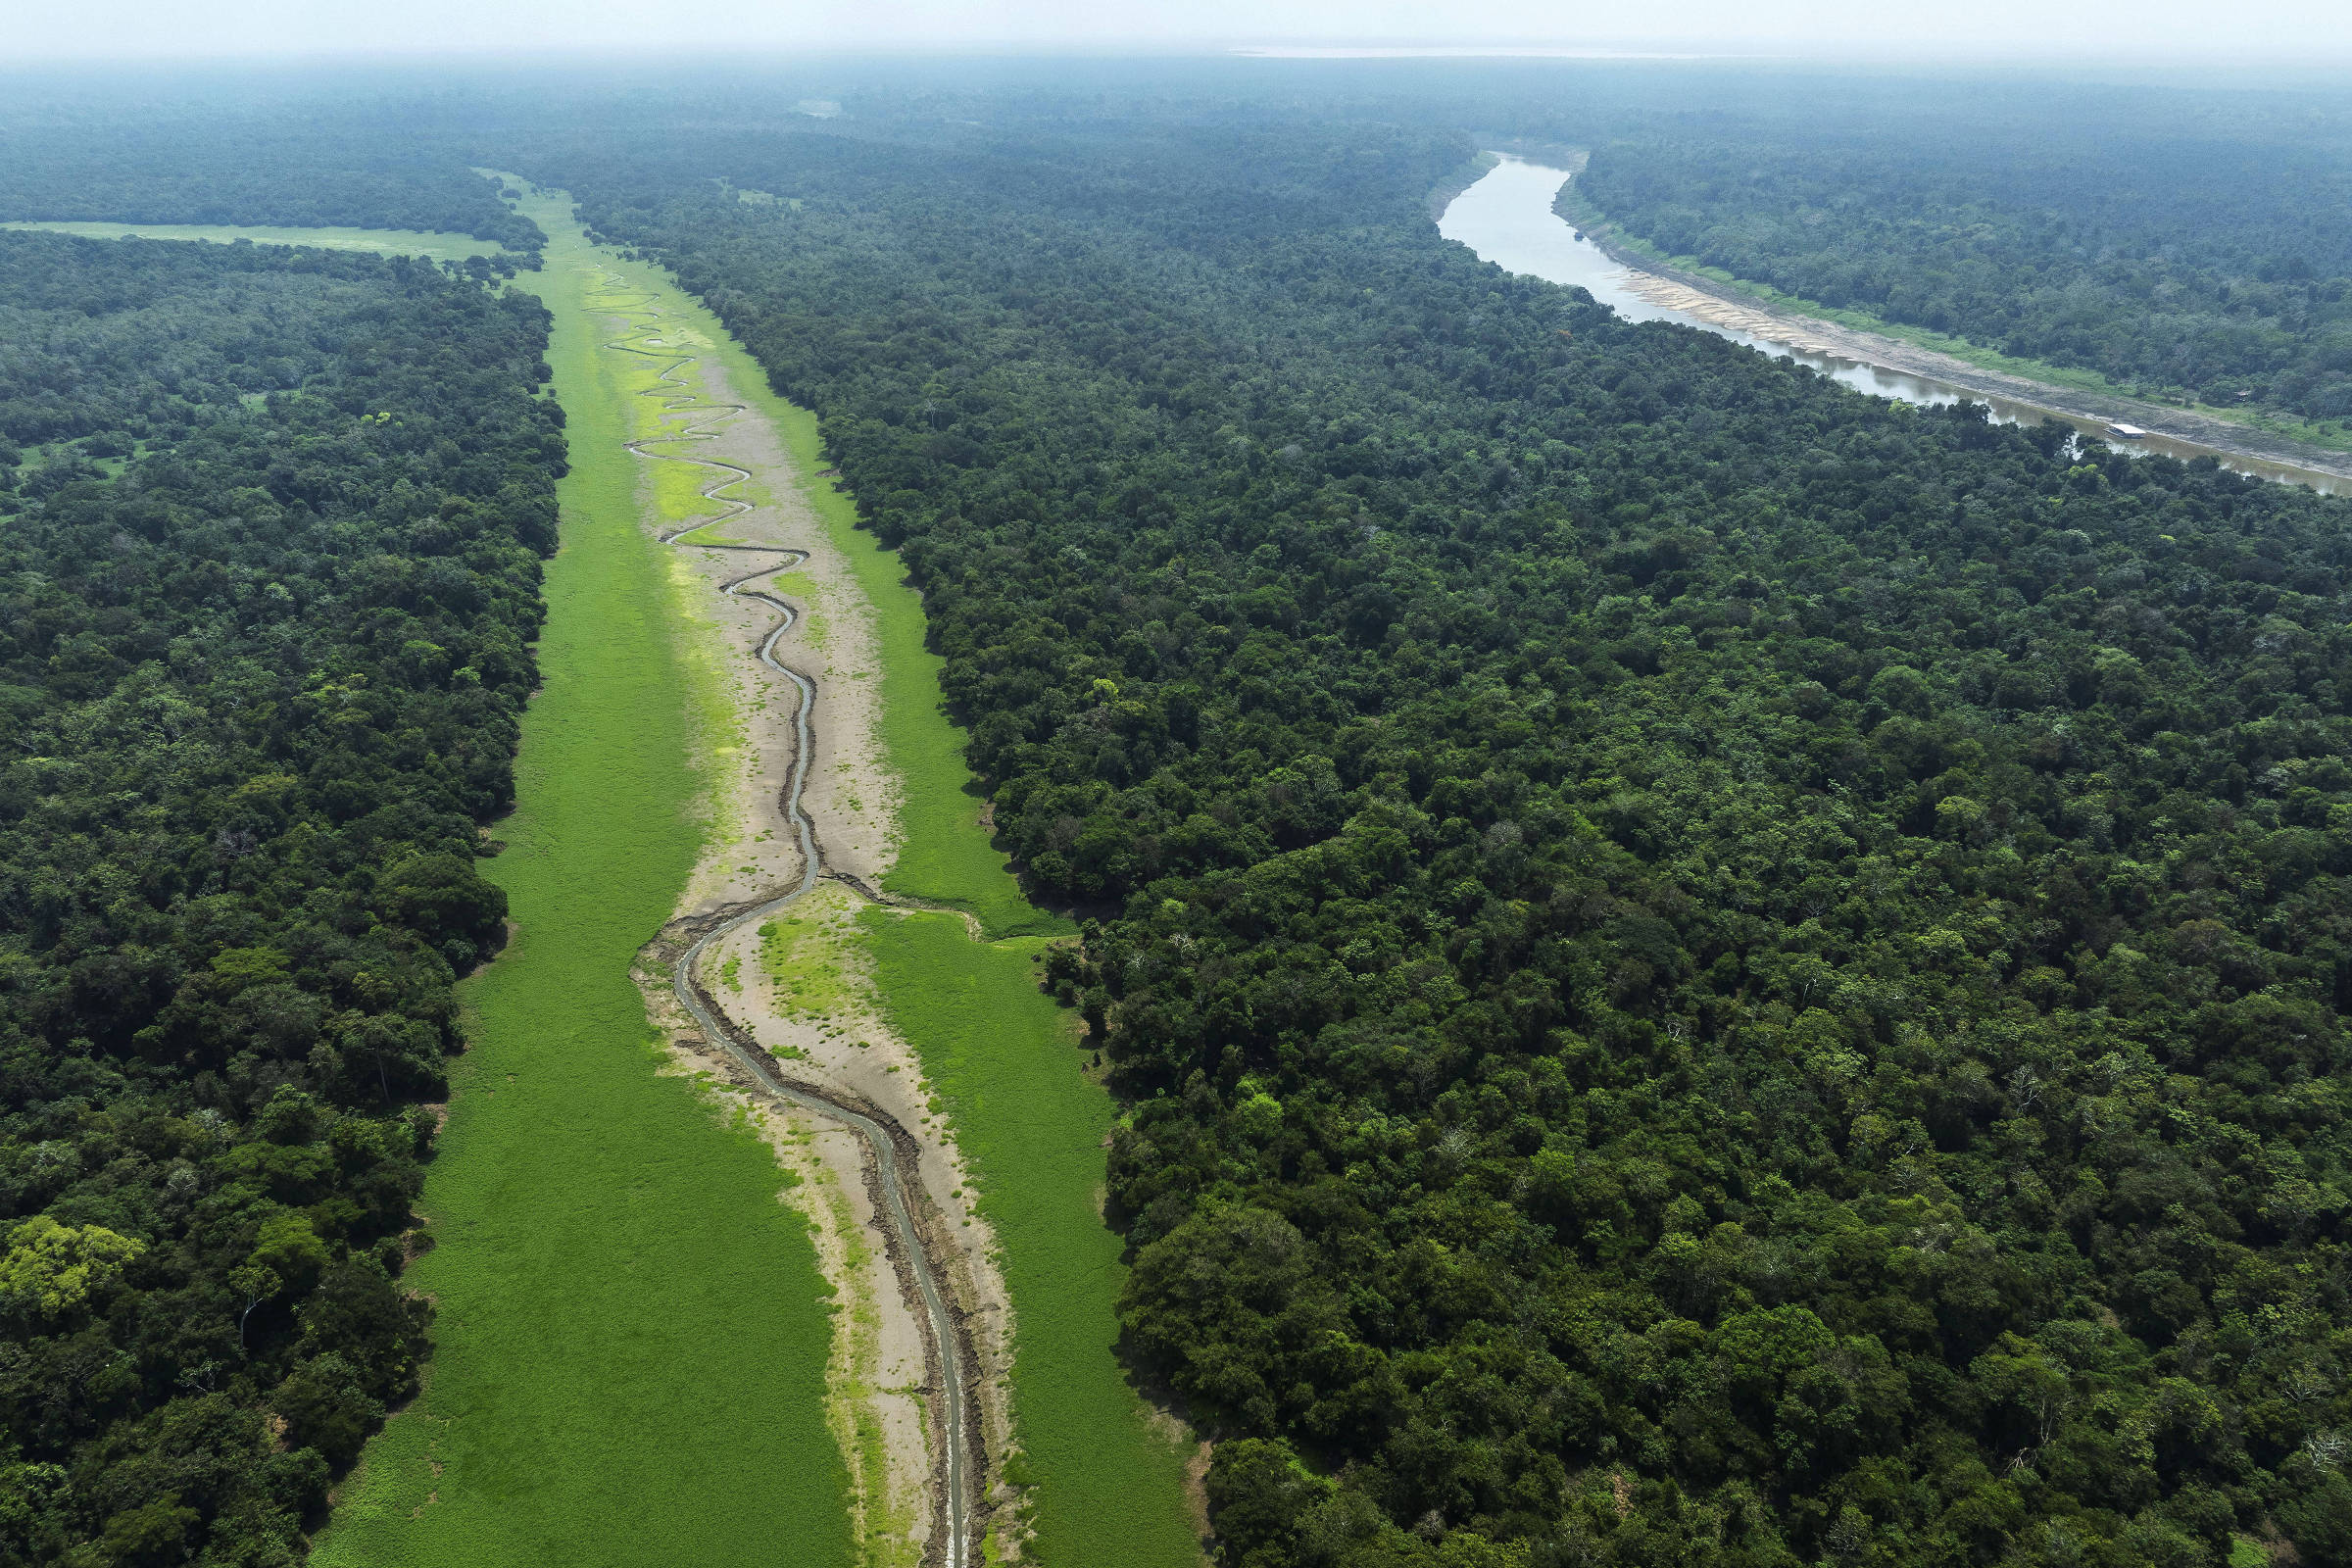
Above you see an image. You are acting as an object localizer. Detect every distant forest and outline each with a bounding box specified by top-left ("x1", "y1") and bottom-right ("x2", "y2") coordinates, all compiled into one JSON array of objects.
[
  {"x1": 4, "y1": 63, "x2": 2352, "y2": 1568},
  {"x1": 1571, "y1": 88, "x2": 2352, "y2": 422},
  {"x1": 0, "y1": 119, "x2": 539, "y2": 259}
]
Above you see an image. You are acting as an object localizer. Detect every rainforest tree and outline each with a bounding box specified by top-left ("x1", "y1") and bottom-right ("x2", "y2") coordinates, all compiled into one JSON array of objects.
[
  {"x1": 1572, "y1": 89, "x2": 2352, "y2": 423},
  {"x1": 0, "y1": 228, "x2": 562, "y2": 1565}
]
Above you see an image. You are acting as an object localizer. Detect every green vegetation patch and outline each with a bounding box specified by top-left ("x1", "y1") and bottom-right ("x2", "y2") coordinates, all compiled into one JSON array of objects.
[
  {"x1": 858, "y1": 909, "x2": 1200, "y2": 1568},
  {"x1": 0, "y1": 220, "x2": 506, "y2": 264},
  {"x1": 760, "y1": 895, "x2": 863, "y2": 1025},
  {"x1": 316, "y1": 198, "x2": 852, "y2": 1568}
]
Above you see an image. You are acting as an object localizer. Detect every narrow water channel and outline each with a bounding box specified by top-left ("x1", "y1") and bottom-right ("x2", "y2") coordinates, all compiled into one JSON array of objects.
[{"x1": 1440, "y1": 154, "x2": 2352, "y2": 497}]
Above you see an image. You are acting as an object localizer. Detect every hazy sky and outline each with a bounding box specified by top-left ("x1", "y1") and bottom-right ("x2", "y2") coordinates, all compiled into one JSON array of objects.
[{"x1": 6, "y1": 0, "x2": 2352, "y2": 63}]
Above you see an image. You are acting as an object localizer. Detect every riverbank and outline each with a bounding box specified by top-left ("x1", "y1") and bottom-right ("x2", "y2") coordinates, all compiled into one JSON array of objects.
[
  {"x1": 584, "y1": 239, "x2": 1001, "y2": 1566},
  {"x1": 1548, "y1": 172, "x2": 2352, "y2": 486}
]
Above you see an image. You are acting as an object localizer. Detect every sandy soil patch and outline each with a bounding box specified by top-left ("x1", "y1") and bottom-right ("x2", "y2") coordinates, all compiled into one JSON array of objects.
[{"x1": 652, "y1": 349, "x2": 900, "y2": 914}]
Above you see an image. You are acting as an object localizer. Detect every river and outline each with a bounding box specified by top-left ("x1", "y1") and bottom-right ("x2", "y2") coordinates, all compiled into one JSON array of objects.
[{"x1": 1439, "y1": 154, "x2": 2352, "y2": 497}]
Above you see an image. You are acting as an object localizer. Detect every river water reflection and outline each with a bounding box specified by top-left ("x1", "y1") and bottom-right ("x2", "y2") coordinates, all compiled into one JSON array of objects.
[{"x1": 1439, "y1": 154, "x2": 2351, "y2": 496}]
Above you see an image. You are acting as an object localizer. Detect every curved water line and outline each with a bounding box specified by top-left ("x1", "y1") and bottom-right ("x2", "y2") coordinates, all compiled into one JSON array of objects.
[
  {"x1": 1440, "y1": 154, "x2": 2352, "y2": 494},
  {"x1": 589, "y1": 272, "x2": 973, "y2": 1568}
]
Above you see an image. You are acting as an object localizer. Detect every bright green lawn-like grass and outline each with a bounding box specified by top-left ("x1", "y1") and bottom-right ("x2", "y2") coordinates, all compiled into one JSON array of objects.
[
  {"x1": 314, "y1": 194, "x2": 851, "y2": 1568},
  {"x1": 0, "y1": 220, "x2": 505, "y2": 263},
  {"x1": 554, "y1": 246, "x2": 1048, "y2": 932},
  {"x1": 860, "y1": 910, "x2": 1202, "y2": 1568}
]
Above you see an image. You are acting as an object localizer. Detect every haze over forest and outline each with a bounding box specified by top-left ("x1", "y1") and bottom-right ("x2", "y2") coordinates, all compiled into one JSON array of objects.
[{"x1": 8, "y1": 0, "x2": 2352, "y2": 62}]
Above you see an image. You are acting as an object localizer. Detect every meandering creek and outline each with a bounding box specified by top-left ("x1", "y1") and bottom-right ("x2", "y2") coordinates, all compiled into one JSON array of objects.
[
  {"x1": 599, "y1": 288, "x2": 976, "y2": 1566},
  {"x1": 1441, "y1": 154, "x2": 2352, "y2": 496}
]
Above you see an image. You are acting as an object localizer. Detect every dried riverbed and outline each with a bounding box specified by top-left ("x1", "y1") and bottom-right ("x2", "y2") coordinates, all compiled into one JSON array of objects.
[{"x1": 575, "y1": 253, "x2": 1012, "y2": 1568}]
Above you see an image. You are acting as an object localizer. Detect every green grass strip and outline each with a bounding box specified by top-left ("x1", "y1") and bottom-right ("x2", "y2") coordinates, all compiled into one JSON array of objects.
[
  {"x1": 0, "y1": 220, "x2": 505, "y2": 263},
  {"x1": 859, "y1": 911, "x2": 1201, "y2": 1568},
  {"x1": 609, "y1": 227, "x2": 1196, "y2": 1563},
  {"x1": 315, "y1": 194, "x2": 852, "y2": 1568}
]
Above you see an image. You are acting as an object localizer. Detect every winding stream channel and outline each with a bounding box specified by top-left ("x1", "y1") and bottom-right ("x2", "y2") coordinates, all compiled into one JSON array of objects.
[
  {"x1": 596, "y1": 277, "x2": 974, "y2": 1568},
  {"x1": 1441, "y1": 154, "x2": 2352, "y2": 496}
]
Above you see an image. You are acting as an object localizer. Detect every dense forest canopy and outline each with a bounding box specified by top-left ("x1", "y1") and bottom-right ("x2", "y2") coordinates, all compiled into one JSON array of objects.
[
  {"x1": 534, "y1": 100, "x2": 2352, "y2": 1568},
  {"x1": 1570, "y1": 86, "x2": 2352, "y2": 421},
  {"x1": 0, "y1": 229, "x2": 561, "y2": 1564},
  {"x1": 0, "y1": 98, "x2": 543, "y2": 261},
  {"x1": 5, "y1": 58, "x2": 2352, "y2": 1568}
]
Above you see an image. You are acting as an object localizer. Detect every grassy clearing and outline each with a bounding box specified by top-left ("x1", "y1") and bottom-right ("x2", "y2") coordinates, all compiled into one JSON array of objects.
[
  {"x1": 0, "y1": 220, "x2": 504, "y2": 263},
  {"x1": 314, "y1": 196, "x2": 851, "y2": 1568},
  {"x1": 533, "y1": 228, "x2": 1050, "y2": 929},
  {"x1": 666, "y1": 267, "x2": 1201, "y2": 1560},
  {"x1": 1558, "y1": 187, "x2": 2352, "y2": 455},
  {"x1": 860, "y1": 910, "x2": 1201, "y2": 1568}
]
